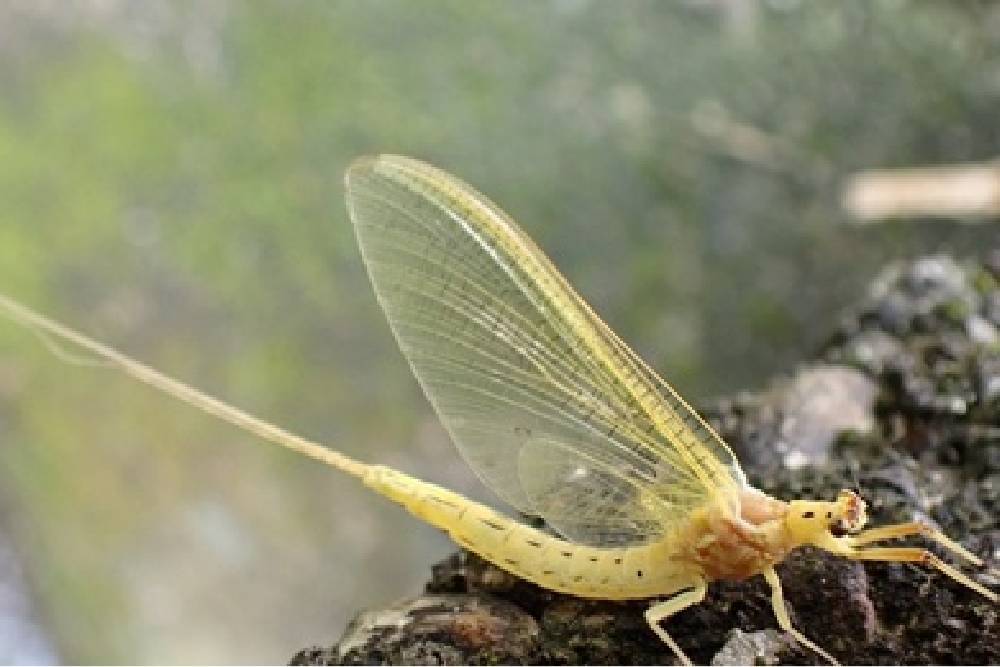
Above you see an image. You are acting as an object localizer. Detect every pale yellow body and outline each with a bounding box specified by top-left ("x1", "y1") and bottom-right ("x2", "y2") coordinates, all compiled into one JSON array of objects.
[{"x1": 0, "y1": 154, "x2": 994, "y2": 666}]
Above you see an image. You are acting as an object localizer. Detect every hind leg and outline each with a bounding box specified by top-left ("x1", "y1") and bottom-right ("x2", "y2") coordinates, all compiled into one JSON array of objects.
[{"x1": 644, "y1": 580, "x2": 707, "y2": 666}]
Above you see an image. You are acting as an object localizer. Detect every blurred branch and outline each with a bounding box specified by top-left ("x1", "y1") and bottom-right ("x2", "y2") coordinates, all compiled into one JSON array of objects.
[
  {"x1": 689, "y1": 99, "x2": 832, "y2": 184},
  {"x1": 843, "y1": 161, "x2": 1000, "y2": 222},
  {"x1": 690, "y1": 99, "x2": 782, "y2": 169}
]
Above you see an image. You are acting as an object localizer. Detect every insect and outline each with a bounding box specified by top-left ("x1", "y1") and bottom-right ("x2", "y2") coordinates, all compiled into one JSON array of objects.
[{"x1": 0, "y1": 154, "x2": 995, "y2": 665}]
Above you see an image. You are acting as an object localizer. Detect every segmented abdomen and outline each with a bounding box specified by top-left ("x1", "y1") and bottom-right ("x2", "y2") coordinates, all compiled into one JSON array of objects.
[{"x1": 363, "y1": 465, "x2": 694, "y2": 600}]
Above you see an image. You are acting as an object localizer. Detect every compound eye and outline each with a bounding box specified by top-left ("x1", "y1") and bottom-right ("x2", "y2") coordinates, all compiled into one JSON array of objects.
[{"x1": 829, "y1": 521, "x2": 848, "y2": 537}]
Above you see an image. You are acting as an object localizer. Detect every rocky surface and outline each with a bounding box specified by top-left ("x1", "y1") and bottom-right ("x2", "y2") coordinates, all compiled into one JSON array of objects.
[{"x1": 291, "y1": 252, "x2": 1000, "y2": 665}]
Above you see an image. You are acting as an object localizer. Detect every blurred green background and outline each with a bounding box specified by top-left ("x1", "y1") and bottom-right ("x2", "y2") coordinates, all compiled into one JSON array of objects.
[{"x1": 0, "y1": 1, "x2": 998, "y2": 663}]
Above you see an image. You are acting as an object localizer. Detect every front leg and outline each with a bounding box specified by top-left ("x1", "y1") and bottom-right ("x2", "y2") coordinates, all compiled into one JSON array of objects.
[
  {"x1": 844, "y1": 546, "x2": 996, "y2": 601},
  {"x1": 848, "y1": 521, "x2": 983, "y2": 567},
  {"x1": 644, "y1": 580, "x2": 707, "y2": 667}
]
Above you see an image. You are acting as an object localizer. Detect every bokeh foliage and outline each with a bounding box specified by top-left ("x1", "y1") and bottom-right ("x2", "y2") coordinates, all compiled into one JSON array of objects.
[{"x1": 0, "y1": 1, "x2": 997, "y2": 662}]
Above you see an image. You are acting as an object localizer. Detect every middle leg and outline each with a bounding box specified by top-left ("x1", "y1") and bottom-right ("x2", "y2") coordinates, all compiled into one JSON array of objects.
[{"x1": 763, "y1": 566, "x2": 839, "y2": 665}]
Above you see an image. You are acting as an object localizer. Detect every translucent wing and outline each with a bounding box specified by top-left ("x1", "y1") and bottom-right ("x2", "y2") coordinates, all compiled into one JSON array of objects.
[{"x1": 345, "y1": 155, "x2": 743, "y2": 547}]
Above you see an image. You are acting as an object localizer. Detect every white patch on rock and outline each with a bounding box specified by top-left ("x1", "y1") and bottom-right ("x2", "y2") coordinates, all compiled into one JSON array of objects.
[
  {"x1": 778, "y1": 365, "x2": 877, "y2": 467},
  {"x1": 711, "y1": 628, "x2": 791, "y2": 666}
]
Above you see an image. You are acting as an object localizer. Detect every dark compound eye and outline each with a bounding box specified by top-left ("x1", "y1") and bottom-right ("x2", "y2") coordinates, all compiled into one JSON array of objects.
[{"x1": 830, "y1": 522, "x2": 848, "y2": 537}]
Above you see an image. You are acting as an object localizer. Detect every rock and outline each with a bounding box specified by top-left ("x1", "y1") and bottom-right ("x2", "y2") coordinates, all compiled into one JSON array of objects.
[
  {"x1": 291, "y1": 595, "x2": 539, "y2": 666},
  {"x1": 711, "y1": 628, "x2": 791, "y2": 666},
  {"x1": 838, "y1": 329, "x2": 905, "y2": 375},
  {"x1": 966, "y1": 314, "x2": 998, "y2": 347},
  {"x1": 291, "y1": 251, "x2": 999, "y2": 665},
  {"x1": 775, "y1": 365, "x2": 877, "y2": 469}
]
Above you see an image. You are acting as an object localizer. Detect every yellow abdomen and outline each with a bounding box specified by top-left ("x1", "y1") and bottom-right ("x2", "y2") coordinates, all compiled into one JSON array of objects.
[{"x1": 363, "y1": 465, "x2": 696, "y2": 600}]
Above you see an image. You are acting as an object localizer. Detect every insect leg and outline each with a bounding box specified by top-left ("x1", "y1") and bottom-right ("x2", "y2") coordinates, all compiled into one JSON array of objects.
[
  {"x1": 763, "y1": 566, "x2": 839, "y2": 665},
  {"x1": 643, "y1": 580, "x2": 707, "y2": 667},
  {"x1": 848, "y1": 522, "x2": 983, "y2": 567},
  {"x1": 845, "y1": 546, "x2": 997, "y2": 601}
]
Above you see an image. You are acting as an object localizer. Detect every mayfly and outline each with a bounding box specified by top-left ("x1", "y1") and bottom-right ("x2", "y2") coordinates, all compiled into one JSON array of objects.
[{"x1": 0, "y1": 155, "x2": 995, "y2": 665}]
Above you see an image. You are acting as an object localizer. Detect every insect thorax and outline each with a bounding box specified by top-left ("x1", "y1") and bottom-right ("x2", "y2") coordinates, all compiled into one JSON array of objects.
[{"x1": 680, "y1": 488, "x2": 793, "y2": 582}]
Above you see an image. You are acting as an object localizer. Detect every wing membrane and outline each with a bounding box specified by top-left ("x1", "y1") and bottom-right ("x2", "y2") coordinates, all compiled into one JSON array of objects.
[{"x1": 346, "y1": 155, "x2": 742, "y2": 546}]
